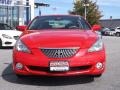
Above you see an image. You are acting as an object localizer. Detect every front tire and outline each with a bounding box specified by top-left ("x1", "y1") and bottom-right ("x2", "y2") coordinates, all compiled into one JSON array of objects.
[
  {"x1": 116, "y1": 33, "x2": 120, "y2": 37},
  {"x1": 0, "y1": 39, "x2": 2, "y2": 48}
]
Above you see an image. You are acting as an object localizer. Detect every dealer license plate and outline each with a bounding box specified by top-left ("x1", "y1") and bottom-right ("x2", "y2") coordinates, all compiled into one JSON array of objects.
[{"x1": 50, "y1": 61, "x2": 69, "y2": 71}]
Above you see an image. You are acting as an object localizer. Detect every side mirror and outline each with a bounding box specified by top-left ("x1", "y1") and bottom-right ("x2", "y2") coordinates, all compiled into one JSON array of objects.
[
  {"x1": 92, "y1": 25, "x2": 101, "y2": 31},
  {"x1": 16, "y1": 25, "x2": 27, "y2": 32}
]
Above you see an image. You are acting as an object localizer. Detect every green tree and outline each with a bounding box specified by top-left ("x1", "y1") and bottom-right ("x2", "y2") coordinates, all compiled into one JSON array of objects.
[{"x1": 69, "y1": 0, "x2": 102, "y2": 25}]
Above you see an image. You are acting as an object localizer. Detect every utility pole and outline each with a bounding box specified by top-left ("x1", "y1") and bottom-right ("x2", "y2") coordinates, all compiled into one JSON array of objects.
[
  {"x1": 26, "y1": 0, "x2": 29, "y2": 25},
  {"x1": 110, "y1": 16, "x2": 113, "y2": 29},
  {"x1": 52, "y1": 7, "x2": 57, "y2": 14},
  {"x1": 84, "y1": 4, "x2": 87, "y2": 20},
  {"x1": 73, "y1": 0, "x2": 89, "y2": 19},
  {"x1": 83, "y1": 0, "x2": 89, "y2": 20}
]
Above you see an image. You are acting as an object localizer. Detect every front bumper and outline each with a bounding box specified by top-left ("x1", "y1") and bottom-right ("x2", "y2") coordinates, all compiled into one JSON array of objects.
[
  {"x1": 13, "y1": 48, "x2": 106, "y2": 76},
  {"x1": 1, "y1": 38, "x2": 17, "y2": 47}
]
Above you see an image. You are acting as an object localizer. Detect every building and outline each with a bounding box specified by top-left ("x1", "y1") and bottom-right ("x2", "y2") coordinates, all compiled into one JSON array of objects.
[
  {"x1": 0, "y1": 0, "x2": 34, "y2": 27},
  {"x1": 100, "y1": 19, "x2": 120, "y2": 29}
]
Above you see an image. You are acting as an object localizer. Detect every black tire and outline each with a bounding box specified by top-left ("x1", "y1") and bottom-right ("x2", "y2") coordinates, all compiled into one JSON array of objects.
[
  {"x1": 0, "y1": 39, "x2": 2, "y2": 49},
  {"x1": 116, "y1": 33, "x2": 120, "y2": 37}
]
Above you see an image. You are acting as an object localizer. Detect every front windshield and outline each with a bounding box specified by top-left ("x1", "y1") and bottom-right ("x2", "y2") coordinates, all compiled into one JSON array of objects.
[{"x1": 28, "y1": 16, "x2": 91, "y2": 30}]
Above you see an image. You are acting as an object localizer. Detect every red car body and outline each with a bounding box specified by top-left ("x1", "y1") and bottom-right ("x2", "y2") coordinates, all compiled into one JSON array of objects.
[{"x1": 13, "y1": 15, "x2": 106, "y2": 77}]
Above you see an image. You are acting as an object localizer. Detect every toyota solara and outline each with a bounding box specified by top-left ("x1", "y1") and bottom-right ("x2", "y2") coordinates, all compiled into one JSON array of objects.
[{"x1": 13, "y1": 15, "x2": 106, "y2": 78}]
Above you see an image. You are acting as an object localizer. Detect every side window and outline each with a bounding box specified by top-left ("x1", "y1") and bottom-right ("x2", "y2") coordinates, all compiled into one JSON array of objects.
[
  {"x1": 117, "y1": 27, "x2": 120, "y2": 29},
  {"x1": 79, "y1": 18, "x2": 91, "y2": 30},
  {"x1": 0, "y1": 24, "x2": 5, "y2": 30},
  {"x1": 28, "y1": 18, "x2": 39, "y2": 30},
  {"x1": 4, "y1": 24, "x2": 12, "y2": 30},
  {"x1": 111, "y1": 29, "x2": 115, "y2": 31}
]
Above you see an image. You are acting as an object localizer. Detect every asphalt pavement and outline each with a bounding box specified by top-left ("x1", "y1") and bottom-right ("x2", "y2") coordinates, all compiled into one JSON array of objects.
[{"x1": 0, "y1": 36, "x2": 120, "y2": 90}]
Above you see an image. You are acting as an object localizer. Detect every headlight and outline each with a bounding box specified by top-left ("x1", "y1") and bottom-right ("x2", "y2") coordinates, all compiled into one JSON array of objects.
[
  {"x1": 15, "y1": 40, "x2": 31, "y2": 53},
  {"x1": 95, "y1": 31, "x2": 102, "y2": 39},
  {"x1": 2, "y1": 34, "x2": 12, "y2": 39},
  {"x1": 88, "y1": 39, "x2": 103, "y2": 52}
]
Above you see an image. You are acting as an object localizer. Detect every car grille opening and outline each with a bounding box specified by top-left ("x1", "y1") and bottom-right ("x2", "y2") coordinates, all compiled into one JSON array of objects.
[
  {"x1": 29, "y1": 66, "x2": 49, "y2": 72},
  {"x1": 70, "y1": 65, "x2": 92, "y2": 71},
  {"x1": 28, "y1": 65, "x2": 92, "y2": 72},
  {"x1": 40, "y1": 47, "x2": 79, "y2": 58},
  {"x1": 5, "y1": 42, "x2": 12, "y2": 44}
]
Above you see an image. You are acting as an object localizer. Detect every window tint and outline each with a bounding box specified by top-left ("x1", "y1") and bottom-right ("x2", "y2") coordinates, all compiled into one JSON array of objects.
[
  {"x1": 4, "y1": 24, "x2": 12, "y2": 30},
  {"x1": 117, "y1": 27, "x2": 120, "y2": 29},
  {"x1": 110, "y1": 29, "x2": 115, "y2": 31},
  {"x1": 0, "y1": 24, "x2": 5, "y2": 30},
  {"x1": 28, "y1": 16, "x2": 91, "y2": 30}
]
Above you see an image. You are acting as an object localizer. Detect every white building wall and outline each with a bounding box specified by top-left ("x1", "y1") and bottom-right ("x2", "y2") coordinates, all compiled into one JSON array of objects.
[
  {"x1": 19, "y1": 0, "x2": 24, "y2": 25},
  {"x1": 29, "y1": 0, "x2": 35, "y2": 20},
  {"x1": 0, "y1": 0, "x2": 35, "y2": 25},
  {"x1": 20, "y1": 0, "x2": 35, "y2": 25},
  {"x1": 21, "y1": 0, "x2": 35, "y2": 24}
]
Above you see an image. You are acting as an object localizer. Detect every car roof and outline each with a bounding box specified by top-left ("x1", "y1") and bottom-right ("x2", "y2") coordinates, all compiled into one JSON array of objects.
[{"x1": 37, "y1": 14, "x2": 82, "y2": 18}]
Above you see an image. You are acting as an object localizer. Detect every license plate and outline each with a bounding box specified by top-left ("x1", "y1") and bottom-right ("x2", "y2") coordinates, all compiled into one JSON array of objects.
[{"x1": 50, "y1": 61, "x2": 69, "y2": 71}]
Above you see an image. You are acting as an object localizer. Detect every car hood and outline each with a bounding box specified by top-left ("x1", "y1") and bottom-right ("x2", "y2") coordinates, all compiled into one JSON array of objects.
[
  {"x1": 21, "y1": 30, "x2": 98, "y2": 49},
  {"x1": 0, "y1": 30, "x2": 22, "y2": 36}
]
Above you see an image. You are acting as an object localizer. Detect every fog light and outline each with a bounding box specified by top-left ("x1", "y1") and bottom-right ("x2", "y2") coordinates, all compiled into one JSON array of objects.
[
  {"x1": 96, "y1": 62, "x2": 103, "y2": 69},
  {"x1": 16, "y1": 63, "x2": 23, "y2": 70}
]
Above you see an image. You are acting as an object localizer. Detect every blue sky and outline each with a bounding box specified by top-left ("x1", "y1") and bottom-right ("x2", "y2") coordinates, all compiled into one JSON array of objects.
[{"x1": 35, "y1": 0, "x2": 120, "y2": 19}]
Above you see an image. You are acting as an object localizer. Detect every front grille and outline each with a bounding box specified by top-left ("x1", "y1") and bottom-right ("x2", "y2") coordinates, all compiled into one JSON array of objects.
[
  {"x1": 5, "y1": 42, "x2": 12, "y2": 44},
  {"x1": 41, "y1": 47, "x2": 79, "y2": 58},
  {"x1": 29, "y1": 66, "x2": 49, "y2": 72},
  {"x1": 70, "y1": 65, "x2": 92, "y2": 71}
]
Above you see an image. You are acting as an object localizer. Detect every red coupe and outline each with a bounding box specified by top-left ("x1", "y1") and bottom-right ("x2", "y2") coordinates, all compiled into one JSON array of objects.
[{"x1": 13, "y1": 15, "x2": 106, "y2": 78}]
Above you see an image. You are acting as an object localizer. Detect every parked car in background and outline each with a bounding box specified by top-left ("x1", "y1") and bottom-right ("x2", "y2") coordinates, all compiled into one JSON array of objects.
[
  {"x1": 105, "y1": 28, "x2": 116, "y2": 36},
  {"x1": 101, "y1": 28, "x2": 110, "y2": 36},
  {"x1": 0, "y1": 23, "x2": 22, "y2": 48},
  {"x1": 115, "y1": 27, "x2": 120, "y2": 37},
  {"x1": 13, "y1": 15, "x2": 106, "y2": 78}
]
